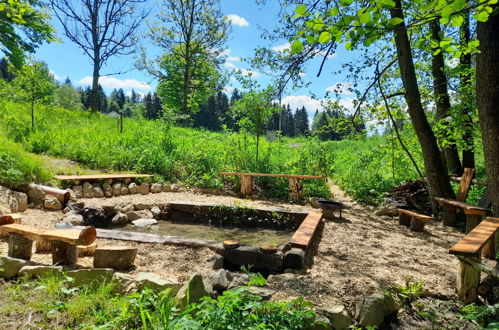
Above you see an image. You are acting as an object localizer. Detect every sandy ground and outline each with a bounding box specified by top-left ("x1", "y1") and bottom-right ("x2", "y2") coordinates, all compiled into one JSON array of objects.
[{"x1": 0, "y1": 184, "x2": 469, "y2": 312}]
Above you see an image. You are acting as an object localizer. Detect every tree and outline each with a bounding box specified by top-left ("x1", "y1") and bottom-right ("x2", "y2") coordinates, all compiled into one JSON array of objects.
[
  {"x1": 0, "y1": 0, "x2": 54, "y2": 68},
  {"x1": 54, "y1": 83, "x2": 83, "y2": 110},
  {"x1": 294, "y1": 106, "x2": 309, "y2": 136},
  {"x1": 51, "y1": 0, "x2": 148, "y2": 112},
  {"x1": 13, "y1": 59, "x2": 56, "y2": 129},
  {"x1": 139, "y1": 0, "x2": 229, "y2": 123},
  {"x1": 0, "y1": 58, "x2": 16, "y2": 82}
]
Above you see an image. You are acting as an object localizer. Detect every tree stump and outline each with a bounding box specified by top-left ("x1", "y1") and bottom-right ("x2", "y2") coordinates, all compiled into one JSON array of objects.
[
  {"x1": 288, "y1": 177, "x2": 302, "y2": 201},
  {"x1": 409, "y1": 218, "x2": 425, "y2": 232},
  {"x1": 240, "y1": 175, "x2": 253, "y2": 196},
  {"x1": 398, "y1": 212, "x2": 411, "y2": 226},
  {"x1": 77, "y1": 242, "x2": 97, "y2": 257},
  {"x1": 93, "y1": 245, "x2": 137, "y2": 269},
  {"x1": 456, "y1": 256, "x2": 481, "y2": 303},
  {"x1": 51, "y1": 241, "x2": 77, "y2": 265},
  {"x1": 465, "y1": 215, "x2": 482, "y2": 234},
  {"x1": 35, "y1": 239, "x2": 52, "y2": 253},
  {"x1": 8, "y1": 233, "x2": 33, "y2": 260}
]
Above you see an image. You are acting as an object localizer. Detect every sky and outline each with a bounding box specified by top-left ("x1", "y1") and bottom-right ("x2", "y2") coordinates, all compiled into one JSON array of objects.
[{"x1": 34, "y1": 0, "x2": 357, "y2": 119}]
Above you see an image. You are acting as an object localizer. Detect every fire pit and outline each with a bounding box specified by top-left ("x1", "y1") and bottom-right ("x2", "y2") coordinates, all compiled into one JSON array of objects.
[{"x1": 316, "y1": 200, "x2": 345, "y2": 219}]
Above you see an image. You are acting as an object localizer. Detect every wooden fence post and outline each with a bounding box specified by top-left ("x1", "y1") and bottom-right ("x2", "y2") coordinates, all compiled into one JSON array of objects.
[{"x1": 240, "y1": 175, "x2": 254, "y2": 196}]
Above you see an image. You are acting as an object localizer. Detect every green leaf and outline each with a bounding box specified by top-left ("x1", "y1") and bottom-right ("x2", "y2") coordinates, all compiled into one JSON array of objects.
[
  {"x1": 340, "y1": 0, "x2": 352, "y2": 6},
  {"x1": 318, "y1": 31, "x2": 331, "y2": 43},
  {"x1": 306, "y1": 35, "x2": 317, "y2": 44},
  {"x1": 474, "y1": 11, "x2": 489, "y2": 22},
  {"x1": 441, "y1": 5, "x2": 453, "y2": 18},
  {"x1": 359, "y1": 12, "x2": 371, "y2": 24},
  {"x1": 439, "y1": 16, "x2": 450, "y2": 24},
  {"x1": 389, "y1": 17, "x2": 404, "y2": 26},
  {"x1": 452, "y1": 0, "x2": 466, "y2": 11},
  {"x1": 380, "y1": 0, "x2": 396, "y2": 9},
  {"x1": 345, "y1": 41, "x2": 353, "y2": 50},
  {"x1": 295, "y1": 4, "x2": 307, "y2": 16},
  {"x1": 451, "y1": 15, "x2": 464, "y2": 27},
  {"x1": 363, "y1": 37, "x2": 375, "y2": 47},
  {"x1": 329, "y1": 7, "x2": 339, "y2": 17},
  {"x1": 291, "y1": 40, "x2": 303, "y2": 53}
]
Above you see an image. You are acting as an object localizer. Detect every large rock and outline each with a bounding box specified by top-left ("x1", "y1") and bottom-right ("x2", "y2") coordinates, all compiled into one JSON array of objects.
[
  {"x1": 112, "y1": 183, "x2": 122, "y2": 196},
  {"x1": 150, "y1": 183, "x2": 162, "y2": 193},
  {"x1": 283, "y1": 248, "x2": 305, "y2": 269},
  {"x1": 208, "y1": 269, "x2": 231, "y2": 291},
  {"x1": 0, "y1": 256, "x2": 31, "y2": 279},
  {"x1": 112, "y1": 213, "x2": 129, "y2": 226},
  {"x1": 72, "y1": 185, "x2": 83, "y2": 198},
  {"x1": 102, "y1": 182, "x2": 113, "y2": 198},
  {"x1": 128, "y1": 182, "x2": 138, "y2": 194},
  {"x1": 355, "y1": 293, "x2": 401, "y2": 327},
  {"x1": 161, "y1": 184, "x2": 172, "y2": 192},
  {"x1": 66, "y1": 188, "x2": 77, "y2": 201},
  {"x1": 176, "y1": 273, "x2": 209, "y2": 308},
  {"x1": 248, "y1": 286, "x2": 275, "y2": 300},
  {"x1": 120, "y1": 204, "x2": 135, "y2": 213},
  {"x1": 83, "y1": 182, "x2": 94, "y2": 198},
  {"x1": 44, "y1": 195, "x2": 62, "y2": 210},
  {"x1": 113, "y1": 272, "x2": 136, "y2": 293},
  {"x1": 66, "y1": 268, "x2": 115, "y2": 287},
  {"x1": 63, "y1": 212, "x2": 85, "y2": 225},
  {"x1": 132, "y1": 218, "x2": 157, "y2": 227},
  {"x1": 102, "y1": 204, "x2": 118, "y2": 218},
  {"x1": 151, "y1": 206, "x2": 161, "y2": 219},
  {"x1": 19, "y1": 265, "x2": 63, "y2": 278},
  {"x1": 206, "y1": 254, "x2": 224, "y2": 270},
  {"x1": 319, "y1": 305, "x2": 352, "y2": 330},
  {"x1": 126, "y1": 210, "x2": 153, "y2": 221},
  {"x1": 13, "y1": 191, "x2": 28, "y2": 212},
  {"x1": 134, "y1": 202, "x2": 152, "y2": 211},
  {"x1": 120, "y1": 187, "x2": 129, "y2": 195},
  {"x1": 92, "y1": 184, "x2": 104, "y2": 198},
  {"x1": 27, "y1": 186, "x2": 45, "y2": 207},
  {"x1": 138, "y1": 183, "x2": 149, "y2": 195},
  {"x1": 136, "y1": 272, "x2": 181, "y2": 294},
  {"x1": 170, "y1": 184, "x2": 181, "y2": 192}
]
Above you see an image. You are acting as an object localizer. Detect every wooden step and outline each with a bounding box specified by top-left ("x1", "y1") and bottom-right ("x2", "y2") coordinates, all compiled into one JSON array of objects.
[
  {"x1": 290, "y1": 211, "x2": 323, "y2": 249},
  {"x1": 449, "y1": 217, "x2": 499, "y2": 257}
]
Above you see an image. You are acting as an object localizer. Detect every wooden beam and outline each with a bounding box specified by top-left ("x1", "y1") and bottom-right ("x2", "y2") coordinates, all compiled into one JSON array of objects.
[
  {"x1": 219, "y1": 172, "x2": 325, "y2": 180},
  {"x1": 449, "y1": 217, "x2": 499, "y2": 257},
  {"x1": 41, "y1": 227, "x2": 96, "y2": 246},
  {"x1": 54, "y1": 174, "x2": 152, "y2": 181}
]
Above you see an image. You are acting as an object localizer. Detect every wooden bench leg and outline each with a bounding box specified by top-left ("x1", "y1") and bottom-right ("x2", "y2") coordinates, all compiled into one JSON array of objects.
[
  {"x1": 456, "y1": 256, "x2": 481, "y2": 303},
  {"x1": 35, "y1": 239, "x2": 52, "y2": 253},
  {"x1": 398, "y1": 213, "x2": 411, "y2": 226},
  {"x1": 483, "y1": 232, "x2": 496, "y2": 260},
  {"x1": 465, "y1": 215, "x2": 482, "y2": 234},
  {"x1": 51, "y1": 241, "x2": 77, "y2": 265},
  {"x1": 442, "y1": 205, "x2": 458, "y2": 226},
  {"x1": 409, "y1": 218, "x2": 425, "y2": 232},
  {"x1": 240, "y1": 175, "x2": 253, "y2": 196},
  {"x1": 8, "y1": 233, "x2": 33, "y2": 260}
]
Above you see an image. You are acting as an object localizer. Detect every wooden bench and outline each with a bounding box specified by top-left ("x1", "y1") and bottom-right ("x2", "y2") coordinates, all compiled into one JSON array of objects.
[
  {"x1": 219, "y1": 172, "x2": 326, "y2": 201},
  {"x1": 54, "y1": 173, "x2": 153, "y2": 185},
  {"x1": 290, "y1": 211, "x2": 323, "y2": 249},
  {"x1": 397, "y1": 209, "x2": 434, "y2": 232},
  {"x1": 449, "y1": 217, "x2": 499, "y2": 303}
]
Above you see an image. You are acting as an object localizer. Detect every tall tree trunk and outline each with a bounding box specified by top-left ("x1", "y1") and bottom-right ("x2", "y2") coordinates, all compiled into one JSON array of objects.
[
  {"x1": 430, "y1": 21, "x2": 462, "y2": 175},
  {"x1": 389, "y1": 0, "x2": 455, "y2": 213},
  {"x1": 90, "y1": 0, "x2": 100, "y2": 112},
  {"x1": 460, "y1": 12, "x2": 475, "y2": 169},
  {"x1": 90, "y1": 59, "x2": 100, "y2": 112},
  {"x1": 477, "y1": 5, "x2": 499, "y2": 216}
]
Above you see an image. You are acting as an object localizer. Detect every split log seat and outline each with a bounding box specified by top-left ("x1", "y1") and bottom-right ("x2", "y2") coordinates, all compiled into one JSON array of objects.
[
  {"x1": 0, "y1": 224, "x2": 45, "y2": 260},
  {"x1": 449, "y1": 217, "x2": 499, "y2": 303},
  {"x1": 290, "y1": 211, "x2": 323, "y2": 250},
  {"x1": 397, "y1": 209, "x2": 434, "y2": 232},
  {"x1": 93, "y1": 245, "x2": 137, "y2": 269}
]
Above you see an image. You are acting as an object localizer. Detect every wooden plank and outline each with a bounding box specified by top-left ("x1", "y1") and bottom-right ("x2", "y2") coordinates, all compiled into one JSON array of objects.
[
  {"x1": 457, "y1": 168, "x2": 475, "y2": 202},
  {"x1": 397, "y1": 209, "x2": 434, "y2": 222},
  {"x1": 219, "y1": 172, "x2": 325, "y2": 180},
  {"x1": 290, "y1": 211, "x2": 323, "y2": 249},
  {"x1": 0, "y1": 224, "x2": 44, "y2": 240},
  {"x1": 54, "y1": 174, "x2": 153, "y2": 181},
  {"x1": 449, "y1": 217, "x2": 499, "y2": 257},
  {"x1": 41, "y1": 227, "x2": 96, "y2": 246},
  {"x1": 435, "y1": 198, "x2": 488, "y2": 215}
]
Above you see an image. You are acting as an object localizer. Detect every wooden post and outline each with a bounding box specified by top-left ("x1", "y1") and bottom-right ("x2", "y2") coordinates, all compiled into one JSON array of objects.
[
  {"x1": 51, "y1": 241, "x2": 77, "y2": 265},
  {"x1": 456, "y1": 256, "x2": 481, "y2": 303},
  {"x1": 409, "y1": 218, "x2": 425, "y2": 232},
  {"x1": 288, "y1": 177, "x2": 302, "y2": 201},
  {"x1": 465, "y1": 215, "x2": 482, "y2": 234},
  {"x1": 240, "y1": 175, "x2": 254, "y2": 196},
  {"x1": 442, "y1": 205, "x2": 457, "y2": 226},
  {"x1": 8, "y1": 233, "x2": 33, "y2": 260},
  {"x1": 483, "y1": 232, "x2": 496, "y2": 260},
  {"x1": 93, "y1": 246, "x2": 137, "y2": 269},
  {"x1": 35, "y1": 239, "x2": 52, "y2": 253},
  {"x1": 398, "y1": 213, "x2": 411, "y2": 226}
]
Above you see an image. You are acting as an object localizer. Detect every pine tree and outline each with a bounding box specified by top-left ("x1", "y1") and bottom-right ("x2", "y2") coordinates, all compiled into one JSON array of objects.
[
  {"x1": 216, "y1": 91, "x2": 230, "y2": 130},
  {"x1": 99, "y1": 85, "x2": 108, "y2": 113},
  {"x1": 294, "y1": 106, "x2": 310, "y2": 136},
  {"x1": 0, "y1": 58, "x2": 15, "y2": 82},
  {"x1": 130, "y1": 89, "x2": 139, "y2": 103},
  {"x1": 281, "y1": 104, "x2": 295, "y2": 137},
  {"x1": 152, "y1": 93, "x2": 162, "y2": 119},
  {"x1": 143, "y1": 93, "x2": 154, "y2": 119}
]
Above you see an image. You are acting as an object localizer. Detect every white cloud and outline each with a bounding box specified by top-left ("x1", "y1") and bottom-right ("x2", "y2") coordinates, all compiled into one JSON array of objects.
[
  {"x1": 223, "y1": 62, "x2": 237, "y2": 69},
  {"x1": 225, "y1": 14, "x2": 250, "y2": 27},
  {"x1": 50, "y1": 70, "x2": 61, "y2": 81},
  {"x1": 78, "y1": 76, "x2": 151, "y2": 90},
  {"x1": 325, "y1": 82, "x2": 353, "y2": 95},
  {"x1": 223, "y1": 86, "x2": 234, "y2": 94},
  {"x1": 239, "y1": 68, "x2": 260, "y2": 77},
  {"x1": 227, "y1": 56, "x2": 241, "y2": 62},
  {"x1": 272, "y1": 43, "x2": 291, "y2": 52},
  {"x1": 445, "y1": 57, "x2": 459, "y2": 69}
]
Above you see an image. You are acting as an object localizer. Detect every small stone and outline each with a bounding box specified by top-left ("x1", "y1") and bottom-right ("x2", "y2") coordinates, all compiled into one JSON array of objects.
[
  {"x1": 150, "y1": 183, "x2": 162, "y2": 193},
  {"x1": 102, "y1": 204, "x2": 118, "y2": 218},
  {"x1": 19, "y1": 265, "x2": 63, "y2": 278},
  {"x1": 14, "y1": 192, "x2": 28, "y2": 212},
  {"x1": 161, "y1": 184, "x2": 172, "y2": 192},
  {"x1": 176, "y1": 273, "x2": 209, "y2": 308},
  {"x1": 151, "y1": 206, "x2": 161, "y2": 219},
  {"x1": 138, "y1": 183, "x2": 149, "y2": 195},
  {"x1": 228, "y1": 272, "x2": 250, "y2": 289},
  {"x1": 0, "y1": 256, "x2": 31, "y2": 279},
  {"x1": 128, "y1": 182, "x2": 138, "y2": 194},
  {"x1": 355, "y1": 292, "x2": 400, "y2": 328},
  {"x1": 62, "y1": 207, "x2": 71, "y2": 214},
  {"x1": 68, "y1": 201, "x2": 85, "y2": 212},
  {"x1": 63, "y1": 212, "x2": 84, "y2": 226},
  {"x1": 112, "y1": 183, "x2": 122, "y2": 196},
  {"x1": 102, "y1": 182, "x2": 113, "y2": 198},
  {"x1": 113, "y1": 272, "x2": 136, "y2": 293},
  {"x1": 82, "y1": 182, "x2": 94, "y2": 198},
  {"x1": 267, "y1": 273, "x2": 294, "y2": 284},
  {"x1": 120, "y1": 187, "x2": 129, "y2": 195},
  {"x1": 112, "y1": 213, "x2": 129, "y2": 226},
  {"x1": 136, "y1": 272, "x2": 181, "y2": 294},
  {"x1": 319, "y1": 305, "x2": 352, "y2": 330},
  {"x1": 208, "y1": 269, "x2": 231, "y2": 291},
  {"x1": 66, "y1": 268, "x2": 115, "y2": 287},
  {"x1": 170, "y1": 184, "x2": 180, "y2": 192},
  {"x1": 120, "y1": 204, "x2": 135, "y2": 213},
  {"x1": 248, "y1": 286, "x2": 274, "y2": 300},
  {"x1": 66, "y1": 188, "x2": 77, "y2": 201},
  {"x1": 44, "y1": 195, "x2": 62, "y2": 210},
  {"x1": 92, "y1": 184, "x2": 104, "y2": 198},
  {"x1": 207, "y1": 254, "x2": 224, "y2": 270},
  {"x1": 132, "y1": 218, "x2": 158, "y2": 227},
  {"x1": 72, "y1": 185, "x2": 83, "y2": 199},
  {"x1": 126, "y1": 210, "x2": 153, "y2": 221},
  {"x1": 27, "y1": 186, "x2": 45, "y2": 206},
  {"x1": 134, "y1": 202, "x2": 152, "y2": 210}
]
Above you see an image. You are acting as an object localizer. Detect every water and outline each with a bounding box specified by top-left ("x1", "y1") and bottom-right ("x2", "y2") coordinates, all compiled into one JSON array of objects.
[{"x1": 119, "y1": 220, "x2": 292, "y2": 246}]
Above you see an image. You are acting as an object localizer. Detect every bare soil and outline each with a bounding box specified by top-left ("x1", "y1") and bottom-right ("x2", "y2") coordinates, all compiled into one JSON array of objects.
[{"x1": 0, "y1": 182, "x2": 474, "y2": 317}]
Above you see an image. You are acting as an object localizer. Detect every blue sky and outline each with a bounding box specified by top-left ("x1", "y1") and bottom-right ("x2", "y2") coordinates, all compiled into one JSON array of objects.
[{"x1": 34, "y1": 0, "x2": 356, "y2": 118}]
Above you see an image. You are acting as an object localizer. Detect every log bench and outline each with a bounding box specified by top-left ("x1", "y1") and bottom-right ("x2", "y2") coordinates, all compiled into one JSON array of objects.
[
  {"x1": 397, "y1": 209, "x2": 434, "y2": 232},
  {"x1": 290, "y1": 211, "x2": 323, "y2": 250},
  {"x1": 219, "y1": 172, "x2": 326, "y2": 201},
  {"x1": 449, "y1": 217, "x2": 499, "y2": 303}
]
